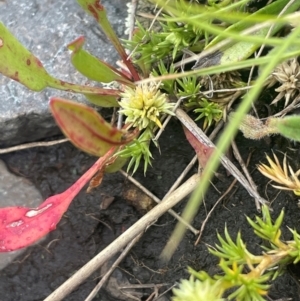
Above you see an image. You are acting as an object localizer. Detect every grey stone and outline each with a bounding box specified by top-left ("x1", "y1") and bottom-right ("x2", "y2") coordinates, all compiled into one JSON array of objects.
[
  {"x1": 0, "y1": 0, "x2": 129, "y2": 147},
  {"x1": 0, "y1": 160, "x2": 43, "y2": 269}
]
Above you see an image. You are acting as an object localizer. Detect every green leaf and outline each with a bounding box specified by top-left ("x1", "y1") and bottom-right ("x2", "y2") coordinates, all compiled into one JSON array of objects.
[
  {"x1": 269, "y1": 115, "x2": 300, "y2": 142},
  {"x1": 49, "y1": 97, "x2": 133, "y2": 157},
  {"x1": 76, "y1": 0, "x2": 140, "y2": 81},
  {"x1": 105, "y1": 156, "x2": 128, "y2": 173},
  {"x1": 67, "y1": 36, "x2": 133, "y2": 86},
  {"x1": 84, "y1": 93, "x2": 119, "y2": 107},
  {"x1": 0, "y1": 22, "x2": 54, "y2": 91},
  {"x1": 0, "y1": 22, "x2": 121, "y2": 101}
]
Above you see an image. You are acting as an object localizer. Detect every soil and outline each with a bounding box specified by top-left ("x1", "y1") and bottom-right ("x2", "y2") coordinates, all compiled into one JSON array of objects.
[{"x1": 1, "y1": 119, "x2": 300, "y2": 301}]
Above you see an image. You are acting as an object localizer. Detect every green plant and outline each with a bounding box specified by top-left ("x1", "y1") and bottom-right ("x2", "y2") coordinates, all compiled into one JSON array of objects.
[
  {"x1": 173, "y1": 205, "x2": 300, "y2": 301},
  {"x1": 123, "y1": 17, "x2": 203, "y2": 75},
  {"x1": 176, "y1": 75, "x2": 202, "y2": 103},
  {"x1": 194, "y1": 98, "x2": 223, "y2": 129}
]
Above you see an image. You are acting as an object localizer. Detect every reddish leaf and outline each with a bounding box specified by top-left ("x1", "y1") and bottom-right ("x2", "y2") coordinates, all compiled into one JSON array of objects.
[
  {"x1": 50, "y1": 98, "x2": 136, "y2": 157},
  {"x1": 183, "y1": 126, "x2": 214, "y2": 168},
  {"x1": 0, "y1": 148, "x2": 115, "y2": 252}
]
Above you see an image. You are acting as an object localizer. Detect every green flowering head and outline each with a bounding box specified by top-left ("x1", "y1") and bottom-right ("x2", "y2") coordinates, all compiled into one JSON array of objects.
[
  {"x1": 172, "y1": 277, "x2": 224, "y2": 301},
  {"x1": 119, "y1": 82, "x2": 175, "y2": 130}
]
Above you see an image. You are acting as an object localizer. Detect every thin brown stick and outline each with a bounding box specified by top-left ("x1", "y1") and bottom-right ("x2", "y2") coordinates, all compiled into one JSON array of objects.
[
  {"x1": 120, "y1": 170, "x2": 199, "y2": 234},
  {"x1": 44, "y1": 173, "x2": 200, "y2": 301},
  {"x1": 194, "y1": 178, "x2": 237, "y2": 246},
  {"x1": 0, "y1": 138, "x2": 69, "y2": 154},
  {"x1": 194, "y1": 148, "x2": 254, "y2": 245},
  {"x1": 202, "y1": 85, "x2": 253, "y2": 96},
  {"x1": 84, "y1": 233, "x2": 143, "y2": 301},
  {"x1": 273, "y1": 95, "x2": 300, "y2": 117},
  {"x1": 231, "y1": 140, "x2": 260, "y2": 210}
]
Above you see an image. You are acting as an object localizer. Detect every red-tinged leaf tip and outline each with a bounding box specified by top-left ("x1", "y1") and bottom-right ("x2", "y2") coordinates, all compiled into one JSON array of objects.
[
  {"x1": 87, "y1": 1, "x2": 104, "y2": 21},
  {"x1": 67, "y1": 36, "x2": 85, "y2": 52},
  {"x1": 0, "y1": 150, "x2": 115, "y2": 252},
  {"x1": 183, "y1": 126, "x2": 214, "y2": 168}
]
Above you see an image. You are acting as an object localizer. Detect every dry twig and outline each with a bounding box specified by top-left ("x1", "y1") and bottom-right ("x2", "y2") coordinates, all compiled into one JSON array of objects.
[
  {"x1": 84, "y1": 233, "x2": 143, "y2": 301},
  {"x1": 0, "y1": 138, "x2": 69, "y2": 154},
  {"x1": 120, "y1": 170, "x2": 199, "y2": 234},
  {"x1": 194, "y1": 149, "x2": 254, "y2": 245},
  {"x1": 231, "y1": 141, "x2": 260, "y2": 209}
]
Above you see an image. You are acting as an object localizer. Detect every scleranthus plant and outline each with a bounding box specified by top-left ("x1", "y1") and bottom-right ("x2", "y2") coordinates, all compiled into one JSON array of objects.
[
  {"x1": 194, "y1": 98, "x2": 223, "y2": 129},
  {"x1": 172, "y1": 205, "x2": 300, "y2": 301},
  {"x1": 118, "y1": 80, "x2": 175, "y2": 174},
  {"x1": 119, "y1": 81, "x2": 175, "y2": 130}
]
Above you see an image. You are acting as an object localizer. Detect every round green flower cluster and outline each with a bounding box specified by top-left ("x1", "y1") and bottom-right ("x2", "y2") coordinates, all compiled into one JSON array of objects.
[{"x1": 119, "y1": 82, "x2": 175, "y2": 130}]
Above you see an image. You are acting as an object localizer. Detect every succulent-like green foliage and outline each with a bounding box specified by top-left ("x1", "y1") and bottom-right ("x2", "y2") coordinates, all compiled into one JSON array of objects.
[
  {"x1": 123, "y1": 15, "x2": 203, "y2": 75},
  {"x1": 194, "y1": 98, "x2": 223, "y2": 129},
  {"x1": 172, "y1": 276, "x2": 224, "y2": 301},
  {"x1": 176, "y1": 76, "x2": 202, "y2": 102},
  {"x1": 210, "y1": 229, "x2": 256, "y2": 265},
  {"x1": 246, "y1": 205, "x2": 285, "y2": 248},
  {"x1": 151, "y1": 61, "x2": 177, "y2": 95},
  {"x1": 116, "y1": 128, "x2": 154, "y2": 175},
  {"x1": 173, "y1": 205, "x2": 300, "y2": 301}
]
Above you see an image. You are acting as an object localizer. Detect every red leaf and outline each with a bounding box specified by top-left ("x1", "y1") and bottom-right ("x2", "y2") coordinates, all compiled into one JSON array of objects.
[
  {"x1": 183, "y1": 126, "x2": 214, "y2": 168},
  {"x1": 0, "y1": 147, "x2": 115, "y2": 252}
]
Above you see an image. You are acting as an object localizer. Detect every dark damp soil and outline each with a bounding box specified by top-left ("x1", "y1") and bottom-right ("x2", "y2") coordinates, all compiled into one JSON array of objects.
[{"x1": 1, "y1": 119, "x2": 300, "y2": 301}]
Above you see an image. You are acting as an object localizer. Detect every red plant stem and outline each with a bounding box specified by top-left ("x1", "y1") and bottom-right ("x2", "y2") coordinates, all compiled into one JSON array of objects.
[{"x1": 64, "y1": 146, "x2": 117, "y2": 200}]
